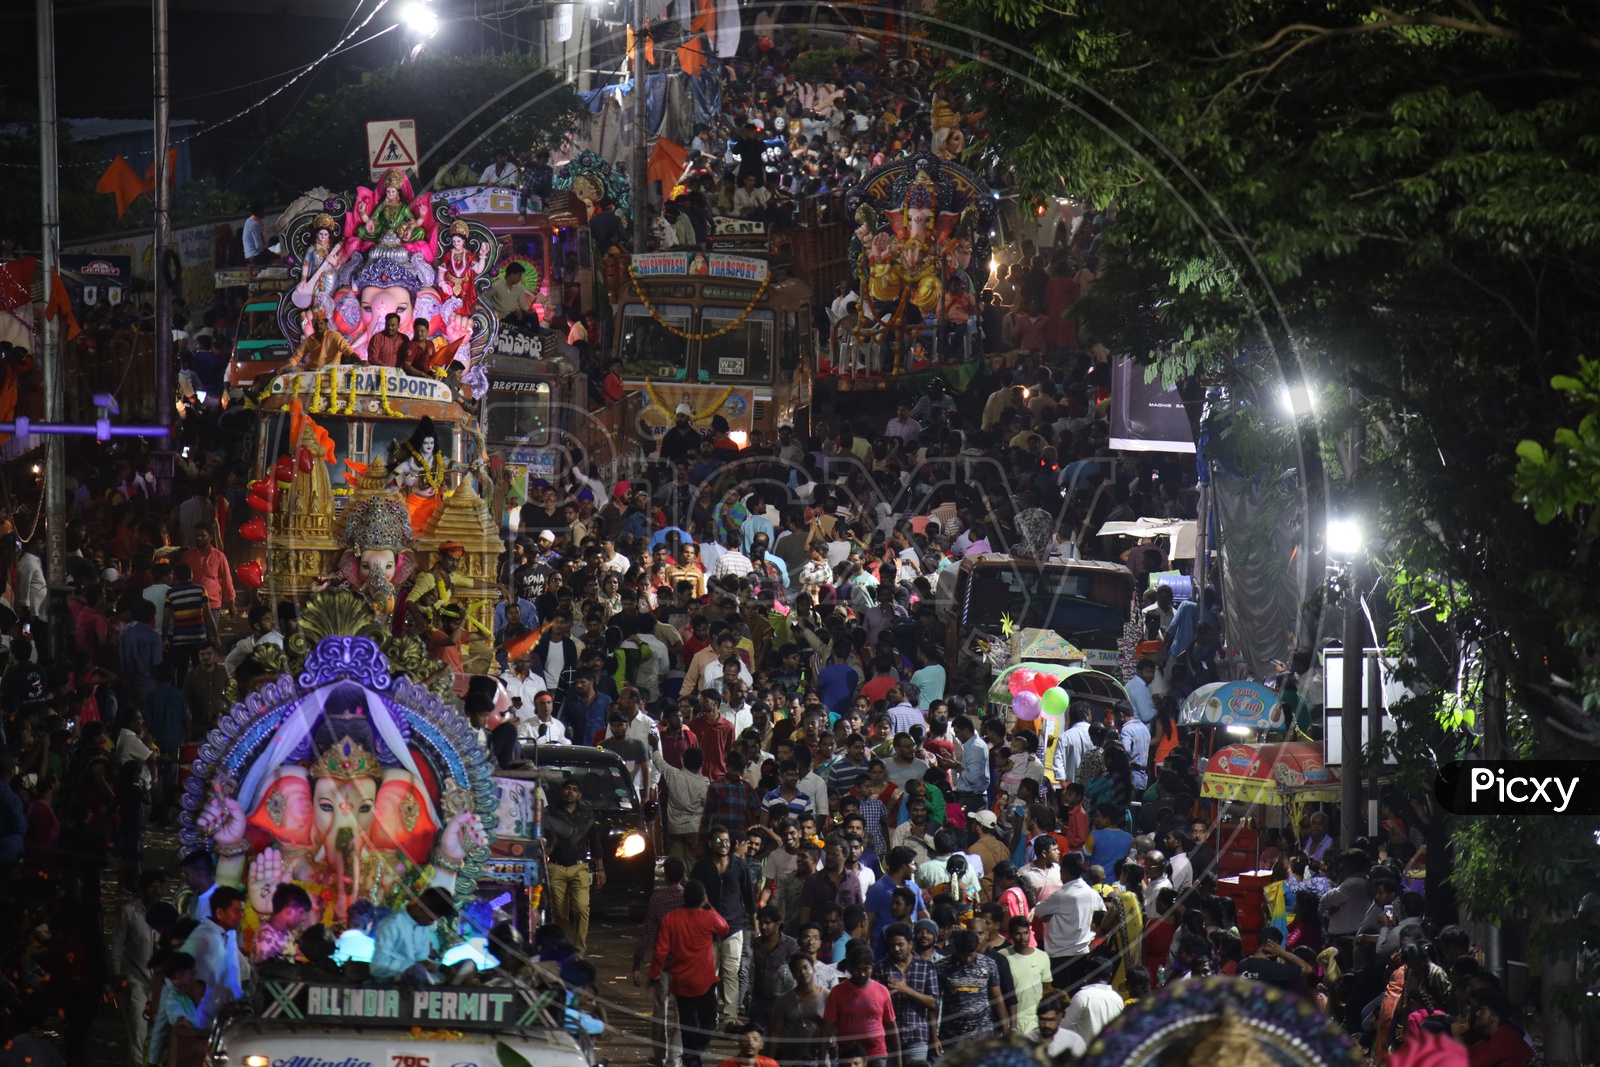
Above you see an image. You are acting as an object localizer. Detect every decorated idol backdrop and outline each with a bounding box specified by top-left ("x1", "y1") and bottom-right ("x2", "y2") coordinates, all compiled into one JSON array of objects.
[
  {"x1": 554, "y1": 150, "x2": 631, "y2": 219},
  {"x1": 844, "y1": 151, "x2": 997, "y2": 344},
  {"x1": 179, "y1": 592, "x2": 498, "y2": 944},
  {"x1": 278, "y1": 169, "x2": 503, "y2": 398}
]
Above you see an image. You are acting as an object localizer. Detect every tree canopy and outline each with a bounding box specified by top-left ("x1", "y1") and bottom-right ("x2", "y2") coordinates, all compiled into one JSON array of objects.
[
  {"x1": 253, "y1": 53, "x2": 583, "y2": 200},
  {"x1": 933, "y1": 0, "x2": 1600, "y2": 1016}
]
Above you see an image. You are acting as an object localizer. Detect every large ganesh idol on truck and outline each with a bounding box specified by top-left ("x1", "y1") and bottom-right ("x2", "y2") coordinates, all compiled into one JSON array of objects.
[
  {"x1": 179, "y1": 592, "x2": 498, "y2": 942},
  {"x1": 277, "y1": 168, "x2": 506, "y2": 399}
]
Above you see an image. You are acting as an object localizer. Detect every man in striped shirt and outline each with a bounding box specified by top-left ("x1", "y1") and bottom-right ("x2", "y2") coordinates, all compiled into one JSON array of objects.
[{"x1": 163, "y1": 563, "x2": 216, "y2": 684}]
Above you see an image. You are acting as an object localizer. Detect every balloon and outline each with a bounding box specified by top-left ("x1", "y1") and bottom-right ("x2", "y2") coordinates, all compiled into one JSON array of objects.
[
  {"x1": 1031, "y1": 672, "x2": 1060, "y2": 694},
  {"x1": 234, "y1": 560, "x2": 264, "y2": 589},
  {"x1": 240, "y1": 517, "x2": 269, "y2": 543},
  {"x1": 1011, "y1": 690, "x2": 1042, "y2": 720},
  {"x1": 273, "y1": 455, "x2": 296, "y2": 486},
  {"x1": 246, "y1": 491, "x2": 273, "y2": 513},
  {"x1": 1040, "y1": 686, "x2": 1070, "y2": 718},
  {"x1": 296, "y1": 445, "x2": 317, "y2": 473},
  {"x1": 1007, "y1": 669, "x2": 1036, "y2": 696}
]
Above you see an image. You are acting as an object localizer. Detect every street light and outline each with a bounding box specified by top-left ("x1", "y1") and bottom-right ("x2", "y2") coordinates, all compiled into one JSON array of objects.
[
  {"x1": 402, "y1": 1, "x2": 439, "y2": 38},
  {"x1": 1280, "y1": 382, "x2": 1316, "y2": 418},
  {"x1": 1327, "y1": 517, "x2": 1363, "y2": 557}
]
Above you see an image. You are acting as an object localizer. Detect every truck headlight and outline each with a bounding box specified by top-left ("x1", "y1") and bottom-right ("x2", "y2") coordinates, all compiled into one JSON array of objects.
[{"x1": 615, "y1": 832, "x2": 647, "y2": 858}]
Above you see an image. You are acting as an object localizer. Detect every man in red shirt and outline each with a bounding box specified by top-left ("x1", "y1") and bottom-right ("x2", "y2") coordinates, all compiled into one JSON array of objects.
[
  {"x1": 367, "y1": 313, "x2": 405, "y2": 368},
  {"x1": 179, "y1": 525, "x2": 234, "y2": 621},
  {"x1": 1060, "y1": 782, "x2": 1089, "y2": 854},
  {"x1": 824, "y1": 942, "x2": 900, "y2": 1067},
  {"x1": 651, "y1": 879, "x2": 730, "y2": 1067},
  {"x1": 688, "y1": 692, "x2": 735, "y2": 779}
]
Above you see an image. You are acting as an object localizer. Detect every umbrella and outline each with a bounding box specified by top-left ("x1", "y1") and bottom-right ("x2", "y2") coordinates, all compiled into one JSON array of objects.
[{"x1": 1180, "y1": 680, "x2": 1285, "y2": 733}]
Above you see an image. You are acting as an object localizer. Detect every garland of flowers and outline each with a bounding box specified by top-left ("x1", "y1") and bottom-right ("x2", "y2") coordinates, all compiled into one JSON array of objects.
[
  {"x1": 378, "y1": 366, "x2": 398, "y2": 416},
  {"x1": 644, "y1": 377, "x2": 733, "y2": 421},
  {"x1": 627, "y1": 265, "x2": 771, "y2": 340},
  {"x1": 344, "y1": 365, "x2": 358, "y2": 415}
]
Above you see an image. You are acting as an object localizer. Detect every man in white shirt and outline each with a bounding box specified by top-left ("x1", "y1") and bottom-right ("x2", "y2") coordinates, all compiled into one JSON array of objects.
[
  {"x1": 503, "y1": 656, "x2": 548, "y2": 712},
  {"x1": 616, "y1": 687, "x2": 658, "y2": 797},
  {"x1": 478, "y1": 149, "x2": 518, "y2": 186},
  {"x1": 1033, "y1": 852, "x2": 1105, "y2": 990},
  {"x1": 1061, "y1": 947, "x2": 1125, "y2": 1044},
  {"x1": 1163, "y1": 832, "x2": 1194, "y2": 893},
  {"x1": 15, "y1": 542, "x2": 46, "y2": 619},
  {"x1": 225, "y1": 604, "x2": 283, "y2": 674},
  {"x1": 712, "y1": 534, "x2": 753, "y2": 579},
  {"x1": 1019, "y1": 835, "x2": 1063, "y2": 905},
  {"x1": 1142, "y1": 850, "x2": 1175, "y2": 915},
  {"x1": 112, "y1": 871, "x2": 167, "y2": 1060},
  {"x1": 1053, "y1": 705, "x2": 1094, "y2": 783},
  {"x1": 718, "y1": 678, "x2": 755, "y2": 735},
  {"x1": 179, "y1": 885, "x2": 250, "y2": 1005},
  {"x1": 600, "y1": 541, "x2": 632, "y2": 575},
  {"x1": 521, "y1": 692, "x2": 568, "y2": 744}
]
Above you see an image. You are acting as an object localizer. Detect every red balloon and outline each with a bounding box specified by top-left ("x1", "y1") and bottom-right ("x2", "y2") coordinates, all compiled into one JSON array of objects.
[
  {"x1": 246, "y1": 492, "x2": 272, "y2": 513},
  {"x1": 1007, "y1": 669, "x2": 1036, "y2": 696},
  {"x1": 273, "y1": 455, "x2": 296, "y2": 485},
  {"x1": 234, "y1": 560, "x2": 264, "y2": 589},
  {"x1": 1031, "y1": 673, "x2": 1060, "y2": 695},
  {"x1": 296, "y1": 446, "x2": 316, "y2": 473},
  {"x1": 240, "y1": 517, "x2": 269, "y2": 543}
]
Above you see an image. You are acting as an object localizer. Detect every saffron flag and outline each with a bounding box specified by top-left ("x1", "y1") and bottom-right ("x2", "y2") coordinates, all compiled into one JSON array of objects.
[
  {"x1": 677, "y1": 35, "x2": 709, "y2": 77},
  {"x1": 287, "y1": 399, "x2": 338, "y2": 464},
  {"x1": 44, "y1": 269, "x2": 80, "y2": 341},
  {"x1": 141, "y1": 148, "x2": 179, "y2": 192},
  {"x1": 96, "y1": 156, "x2": 147, "y2": 217},
  {"x1": 625, "y1": 25, "x2": 656, "y2": 68},
  {"x1": 648, "y1": 137, "x2": 687, "y2": 193},
  {"x1": 692, "y1": 0, "x2": 715, "y2": 43}
]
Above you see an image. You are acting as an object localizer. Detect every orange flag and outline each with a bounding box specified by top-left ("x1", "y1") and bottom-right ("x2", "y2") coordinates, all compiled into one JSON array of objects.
[
  {"x1": 691, "y1": 0, "x2": 716, "y2": 42},
  {"x1": 502, "y1": 622, "x2": 548, "y2": 662},
  {"x1": 648, "y1": 137, "x2": 687, "y2": 193},
  {"x1": 428, "y1": 334, "x2": 467, "y2": 371},
  {"x1": 95, "y1": 156, "x2": 147, "y2": 217},
  {"x1": 678, "y1": 35, "x2": 709, "y2": 77},
  {"x1": 287, "y1": 399, "x2": 338, "y2": 463},
  {"x1": 141, "y1": 148, "x2": 179, "y2": 192},
  {"x1": 625, "y1": 26, "x2": 656, "y2": 68},
  {"x1": 44, "y1": 269, "x2": 80, "y2": 341}
]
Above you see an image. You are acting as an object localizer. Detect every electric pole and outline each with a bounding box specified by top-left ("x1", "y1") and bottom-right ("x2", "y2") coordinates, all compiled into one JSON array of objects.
[
  {"x1": 630, "y1": 0, "x2": 648, "y2": 252},
  {"x1": 36, "y1": 0, "x2": 67, "y2": 649},
  {"x1": 154, "y1": 0, "x2": 173, "y2": 434}
]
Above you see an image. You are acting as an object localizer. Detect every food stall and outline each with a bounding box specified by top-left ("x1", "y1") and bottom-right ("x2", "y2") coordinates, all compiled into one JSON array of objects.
[{"x1": 1200, "y1": 740, "x2": 1339, "y2": 870}]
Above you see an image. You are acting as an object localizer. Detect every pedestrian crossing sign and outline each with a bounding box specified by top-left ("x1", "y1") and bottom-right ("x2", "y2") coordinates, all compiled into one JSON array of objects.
[{"x1": 367, "y1": 119, "x2": 418, "y2": 179}]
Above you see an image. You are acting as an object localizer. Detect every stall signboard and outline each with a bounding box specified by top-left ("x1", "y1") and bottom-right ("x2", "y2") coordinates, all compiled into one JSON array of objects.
[
  {"x1": 58, "y1": 254, "x2": 132, "y2": 314},
  {"x1": 629, "y1": 251, "x2": 769, "y2": 282}
]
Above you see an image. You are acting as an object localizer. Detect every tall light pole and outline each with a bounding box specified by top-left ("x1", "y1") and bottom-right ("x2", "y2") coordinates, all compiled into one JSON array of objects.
[
  {"x1": 1328, "y1": 515, "x2": 1365, "y2": 850},
  {"x1": 630, "y1": 0, "x2": 648, "y2": 253},
  {"x1": 153, "y1": 0, "x2": 172, "y2": 432},
  {"x1": 36, "y1": 0, "x2": 67, "y2": 641}
]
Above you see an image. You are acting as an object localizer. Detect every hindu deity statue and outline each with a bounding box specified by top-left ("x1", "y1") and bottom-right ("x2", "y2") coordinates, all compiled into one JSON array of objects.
[
  {"x1": 437, "y1": 220, "x2": 489, "y2": 342},
  {"x1": 388, "y1": 415, "x2": 452, "y2": 535},
  {"x1": 291, "y1": 212, "x2": 346, "y2": 316},
  {"x1": 195, "y1": 681, "x2": 488, "y2": 930},
  {"x1": 336, "y1": 495, "x2": 418, "y2": 627},
  {"x1": 349, "y1": 168, "x2": 431, "y2": 255},
  {"x1": 330, "y1": 236, "x2": 444, "y2": 361}
]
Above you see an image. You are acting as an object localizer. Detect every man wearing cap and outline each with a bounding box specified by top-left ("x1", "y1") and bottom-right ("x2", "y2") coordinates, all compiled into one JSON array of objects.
[
  {"x1": 285, "y1": 309, "x2": 353, "y2": 371},
  {"x1": 660, "y1": 404, "x2": 702, "y2": 466},
  {"x1": 408, "y1": 543, "x2": 466, "y2": 630},
  {"x1": 969, "y1": 810, "x2": 1012, "y2": 899},
  {"x1": 775, "y1": 421, "x2": 805, "y2": 466}
]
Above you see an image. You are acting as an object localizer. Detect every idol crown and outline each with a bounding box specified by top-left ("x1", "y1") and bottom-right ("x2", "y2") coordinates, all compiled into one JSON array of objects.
[{"x1": 311, "y1": 735, "x2": 384, "y2": 781}]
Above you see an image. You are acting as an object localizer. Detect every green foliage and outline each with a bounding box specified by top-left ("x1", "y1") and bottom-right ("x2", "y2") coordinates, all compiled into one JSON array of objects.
[
  {"x1": 932, "y1": 0, "x2": 1600, "y2": 988},
  {"x1": 254, "y1": 54, "x2": 582, "y2": 201},
  {"x1": 1516, "y1": 358, "x2": 1600, "y2": 528}
]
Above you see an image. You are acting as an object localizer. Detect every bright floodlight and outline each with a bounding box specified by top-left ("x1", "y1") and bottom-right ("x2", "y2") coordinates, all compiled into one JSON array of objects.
[
  {"x1": 1327, "y1": 517, "x2": 1363, "y2": 556},
  {"x1": 1280, "y1": 382, "x2": 1315, "y2": 418},
  {"x1": 403, "y1": 1, "x2": 439, "y2": 37}
]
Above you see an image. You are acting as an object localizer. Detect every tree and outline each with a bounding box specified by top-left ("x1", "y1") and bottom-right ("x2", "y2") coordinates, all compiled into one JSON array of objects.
[
  {"x1": 253, "y1": 53, "x2": 583, "y2": 200},
  {"x1": 933, "y1": 0, "x2": 1600, "y2": 1033}
]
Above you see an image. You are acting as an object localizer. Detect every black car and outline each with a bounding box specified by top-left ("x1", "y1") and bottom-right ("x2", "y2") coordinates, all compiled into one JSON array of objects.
[{"x1": 523, "y1": 744, "x2": 657, "y2": 917}]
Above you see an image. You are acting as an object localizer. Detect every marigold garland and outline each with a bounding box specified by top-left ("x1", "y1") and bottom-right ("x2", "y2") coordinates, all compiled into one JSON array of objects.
[
  {"x1": 644, "y1": 377, "x2": 733, "y2": 422},
  {"x1": 628, "y1": 265, "x2": 771, "y2": 340}
]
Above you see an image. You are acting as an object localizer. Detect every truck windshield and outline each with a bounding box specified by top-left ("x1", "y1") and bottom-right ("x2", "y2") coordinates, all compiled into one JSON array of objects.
[
  {"x1": 697, "y1": 308, "x2": 774, "y2": 382},
  {"x1": 484, "y1": 382, "x2": 552, "y2": 444},
  {"x1": 619, "y1": 304, "x2": 690, "y2": 379},
  {"x1": 963, "y1": 565, "x2": 1133, "y2": 651}
]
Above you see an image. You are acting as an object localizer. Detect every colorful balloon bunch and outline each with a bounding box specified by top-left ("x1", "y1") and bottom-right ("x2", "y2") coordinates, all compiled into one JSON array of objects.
[{"x1": 1008, "y1": 668, "x2": 1072, "y2": 720}]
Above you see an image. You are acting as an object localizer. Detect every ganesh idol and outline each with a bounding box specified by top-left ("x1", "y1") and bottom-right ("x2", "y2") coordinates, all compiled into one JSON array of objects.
[
  {"x1": 194, "y1": 685, "x2": 487, "y2": 930},
  {"x1": 335, "y1": 494, "x2": 418, "y2": 627},
  {"x1": 327, "y1": 236, "x2": 447, "y2": 362}
]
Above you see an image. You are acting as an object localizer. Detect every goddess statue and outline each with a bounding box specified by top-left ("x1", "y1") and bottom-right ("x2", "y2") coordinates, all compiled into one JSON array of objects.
[
  {"x1": 437, "y1": 220, "x2": 489, "y2": 341},
  {"x1": 291, "y1": 212, "x2": 346, "y2": 314}
]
